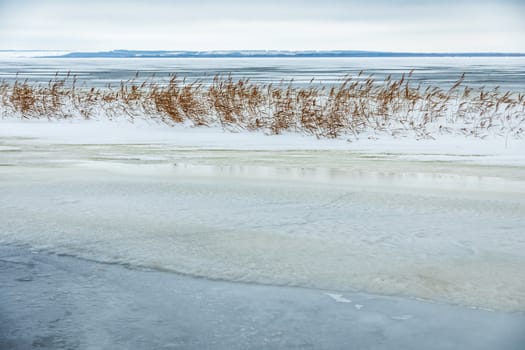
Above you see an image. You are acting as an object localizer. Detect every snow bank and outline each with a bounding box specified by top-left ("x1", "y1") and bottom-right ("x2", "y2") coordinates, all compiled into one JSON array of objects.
[{"x1": 1, "y1": 119, "x2": 524, "y2": 165}]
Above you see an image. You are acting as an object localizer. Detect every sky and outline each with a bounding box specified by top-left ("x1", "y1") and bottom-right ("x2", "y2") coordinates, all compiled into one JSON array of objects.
[{"x1": 0, "y1": 0, "x2": 524, "y2": 52}]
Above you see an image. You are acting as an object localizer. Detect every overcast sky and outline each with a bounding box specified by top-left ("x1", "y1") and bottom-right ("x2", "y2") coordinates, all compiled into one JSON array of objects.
[{"x1": 0, "y1": 0, "x2": 524, "y2": 52}]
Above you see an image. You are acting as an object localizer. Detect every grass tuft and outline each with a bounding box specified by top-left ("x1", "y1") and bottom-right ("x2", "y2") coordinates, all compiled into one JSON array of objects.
[{"x1": 1, "y1": 73, "x2": 524, "y2": 139}]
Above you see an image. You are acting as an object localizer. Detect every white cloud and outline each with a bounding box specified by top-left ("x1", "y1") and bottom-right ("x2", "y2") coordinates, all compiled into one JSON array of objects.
[{"x1": 0, "y1": 0, "x2": 523, "y2": 51}]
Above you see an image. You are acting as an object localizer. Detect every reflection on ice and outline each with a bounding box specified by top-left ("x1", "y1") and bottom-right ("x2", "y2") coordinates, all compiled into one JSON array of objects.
[{"x1": 170, "y1": 162, "x2": 518, "y2": 194}]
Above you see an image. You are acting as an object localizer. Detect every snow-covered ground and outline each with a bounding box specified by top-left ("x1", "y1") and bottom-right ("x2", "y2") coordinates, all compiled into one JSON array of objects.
[{"x1": 1, "y1": 119, "x2": 525, "y2": 165}]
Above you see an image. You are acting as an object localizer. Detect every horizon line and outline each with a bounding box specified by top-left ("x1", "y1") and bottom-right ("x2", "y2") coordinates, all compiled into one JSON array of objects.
[{"x1": 1, "y1": 49, "x2": 525, "y2": 58}]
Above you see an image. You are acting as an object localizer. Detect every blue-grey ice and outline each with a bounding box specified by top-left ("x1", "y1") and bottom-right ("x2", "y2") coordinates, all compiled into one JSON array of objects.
[{"x1": 1, "y1": 245, "x2": 524, "y2": 350}]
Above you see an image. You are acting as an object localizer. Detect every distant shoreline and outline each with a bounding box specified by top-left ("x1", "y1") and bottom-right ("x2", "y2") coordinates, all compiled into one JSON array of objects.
[{"x1": 1, "y1": 50, "x2": 525, "y2": 59}]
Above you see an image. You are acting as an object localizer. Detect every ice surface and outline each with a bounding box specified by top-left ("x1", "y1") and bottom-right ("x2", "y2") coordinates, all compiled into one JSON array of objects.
[
  {"x1": 2, "y1": 245, "x2": 524, "y2": 350},
  {"x1": 325, "y1": 293, "x2": 352, "y2": 303},
  {"x1": 1, "y1": 126, "x2": 524, "y2": 312},
  {"x1": 1, "y1": 56, "x2": 524, "y2": 89}
]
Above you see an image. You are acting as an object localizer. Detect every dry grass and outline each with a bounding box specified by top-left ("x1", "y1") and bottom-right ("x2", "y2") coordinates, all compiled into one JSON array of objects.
[{"x1": 1, "y1": 73, "x2": 524, "y2": 140}]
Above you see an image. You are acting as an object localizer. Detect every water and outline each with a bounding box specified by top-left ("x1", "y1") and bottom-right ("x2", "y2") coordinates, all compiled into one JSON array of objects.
[{"x1": 1, "y1": 57, "x2": 525, "y2": 89}]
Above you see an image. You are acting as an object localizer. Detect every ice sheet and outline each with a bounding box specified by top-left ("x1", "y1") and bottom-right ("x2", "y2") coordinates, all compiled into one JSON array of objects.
[
  {"x1": 1, "y1": 132, "x2": 524, "y2": 311},
  {"x1": 2, "y1": 246, "x2": 524, "y2": 350}
]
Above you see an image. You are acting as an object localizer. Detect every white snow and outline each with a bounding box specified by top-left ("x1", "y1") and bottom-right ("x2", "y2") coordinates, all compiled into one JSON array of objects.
[
  {"x1": 1, "y1": 119, "x2": 524, "y2": 166},
  {"x1": 324, "y1": 293, "x2": 352, "y2": 303}
]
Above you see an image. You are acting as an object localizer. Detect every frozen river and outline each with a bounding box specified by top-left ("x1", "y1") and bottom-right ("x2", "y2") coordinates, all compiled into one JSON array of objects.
[{"x1": 1, "y1": 56, "x2": 525, "y2": 89}]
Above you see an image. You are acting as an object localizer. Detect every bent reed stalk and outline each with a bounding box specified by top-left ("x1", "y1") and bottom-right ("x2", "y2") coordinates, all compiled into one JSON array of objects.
[{"x1": 1, "y1": 72, "x2": 524, "y2": 140}]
